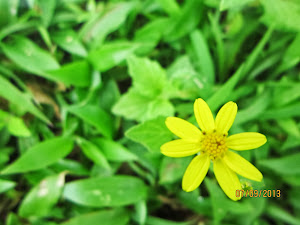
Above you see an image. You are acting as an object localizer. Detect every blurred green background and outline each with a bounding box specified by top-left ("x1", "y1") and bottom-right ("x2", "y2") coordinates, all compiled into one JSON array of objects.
[{"x1": 0, "y1": 0, "x2": 300, "y2": 224}]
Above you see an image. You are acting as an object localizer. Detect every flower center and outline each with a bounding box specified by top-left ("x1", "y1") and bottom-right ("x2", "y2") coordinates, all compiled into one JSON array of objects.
[{"x1": 201, "y1": 131, "x2": 227, "y2": 160}]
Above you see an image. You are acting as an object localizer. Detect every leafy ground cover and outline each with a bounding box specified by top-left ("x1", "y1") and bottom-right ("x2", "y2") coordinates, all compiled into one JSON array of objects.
[{"x1": 0, "y1": 0, "x2": 300, "y2": 224}]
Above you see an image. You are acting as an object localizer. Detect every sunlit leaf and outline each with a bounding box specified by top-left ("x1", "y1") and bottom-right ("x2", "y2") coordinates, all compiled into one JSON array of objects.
[{"x1": 63, "y1": 176, "x2": 147, "y2": 207}]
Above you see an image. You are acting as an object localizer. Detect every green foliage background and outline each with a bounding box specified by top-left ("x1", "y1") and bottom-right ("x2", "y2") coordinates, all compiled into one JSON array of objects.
[{"x1": 0, "y1": 0, "x2": 300, "y2": 224}]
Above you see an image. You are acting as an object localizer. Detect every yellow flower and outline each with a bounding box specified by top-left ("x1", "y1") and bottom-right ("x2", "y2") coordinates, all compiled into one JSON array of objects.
[{"x1": 160, "y1": 98, "x2": 267, "y2": 201}]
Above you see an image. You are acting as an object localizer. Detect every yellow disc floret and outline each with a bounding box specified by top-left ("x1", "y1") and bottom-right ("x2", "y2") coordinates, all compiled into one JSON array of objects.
[{"x1": 201, "y1": 131, "x2": 227, "y2": 160}]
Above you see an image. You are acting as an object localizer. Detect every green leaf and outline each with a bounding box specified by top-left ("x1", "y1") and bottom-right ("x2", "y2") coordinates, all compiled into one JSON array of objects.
[
  {"x1": 156, "y1": 0, "x2": 180, "y2": 16},
  {"x1": 0, "y1": 109, "x2": 31, "y2": 137},
  {"x1": 0, "y1": 75, "x2": 49, "y2": 123},
  {"x1": 1, "y1": 36, "x2": 60, "y2": 75},
  {"x1": 266, "y1": 204, "x2": 300, "y2": 225},
  {"x1": 159, "y1": 156, "x2": 191, "y2": 184},
  {"x1": 125, "y1": 117, "x2": 173, "y2": 152},
  {"x1": 36, "y1": 0, "x2": 56, "y2": 27},
  {"x1": 88, "y1": 42, "x2": 137, "y2": 72},
  {"x1": 46, "y1": 60, "x2": 91, "y2": 87},
  {"x1": 261, "y1": 0, "x2": 300, "y2": 32},
  {"x1": 127, "y1": 55, "x2": 167, "y2": 98},
  {"x1": 18, "y1": 172, "x2": 66, "y2": 218},
  {"x1": 76, "y1": 137, "x2": 111, "y2": 170},
  {"x1": 0, "y1": 0, "x2": 18, "y2": 27},
  {"x1": 60, "y1": 208, "x2": 130, "y2": 225},
  {"x1": 113, "y1": 89, "x2": 174, "y2": 122},
  {"x1": 234, "y1": 91, "x2": 270, "y2": 125},
  {"x1": 63, "y1": 175, "x2": 147, "y2": 207},
  {"x1": 134, "y1": 19, "x2": 168, "y2": 55},
  {"x1": 220, "y1": 0, "x2": 255, "y2": 11},
  {"x1": 52, "y1": 30, "x2": 87, "y2": 57},
  {"x1": 260, "y1": 103, "x2": 300, "y2": 120},
  {"x1": 258, "y1": 153, "x2": 300, "y2": 175},
  {"x1": 92, "y1": 138, "x2": 137, "y2": 162},
  {"x1": 1, "y1": 137, "x2": 74, "y2": 175},
  {"x1": 0, "y1": 179, "x2": 16, "y2": 193},
  {"x1": 277, "y1": 119, "x2": 300, "y2": 138},
  {"x1": 167, "y1": 55, "x2": 212, "y2": 100},
  {"x1": 207, "y1": 65, "x2": 244, "y2": 111},
  {"x1": 280, "y1": 34, "x2": 300, "y2": 71},
  {"x1": 205, "y1": 178, "x2": 253, "y2": 223},
  {"x1": 80, "y1": 2, "x2": 134, "y2": 46},
  {"x1": 68, "y1": 104, "x2": 113, "y2": 138},
  {"x1": 7, "y1": 116, "x2": 31, "y2": 137},
  {"x1": 190, "y1": 30, "x2": 215, "y2": 84},
  {"x1": 164, "y1": 0, "x2": 203, "y2": 42}
]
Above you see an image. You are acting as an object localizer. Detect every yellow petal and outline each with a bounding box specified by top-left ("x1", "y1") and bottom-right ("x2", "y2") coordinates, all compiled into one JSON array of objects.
[
  {"x1": 227, "y1": 132, "x2": 267, "y2": 150},
  {"x1": 194, "y1": 98, "x2": 215, "y2": 132},
  {"x1": 223, "y1": 151, "x2": 263, "y2": 181},
  {"x1": 161, "y1": 139, "x2": 200, "y2": 157},
  {"x1": 213, "y1": 158, "x2": 242, "y2": 201},
  {"x1": 215, "y1": 101, "x2": 237, "y2": 135},
  {"x1": 165, "y1": 117, "x2": 202, "y2": 141},
  {"x1": 182, "y1": 154, "x2": 210, "y2": 192}
]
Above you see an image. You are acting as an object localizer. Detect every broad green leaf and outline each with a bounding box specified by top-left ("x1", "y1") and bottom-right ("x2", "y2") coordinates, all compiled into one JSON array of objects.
[
  {"x1": 205, "y1": 178, "x2": 253, "y2": 223},
  {"x1": 46, "y1": 60, "x2": 91, "y2": 87},
  {"x1": 0, "y1": 179, "x2": 16, "y2": 193},
  {"x1": 0, "y1": 0, "x2": 18, "y2": 27},
  {"x1": 156, "y1": 0, "x2": 180, "y2": 16},
  {"x1": 99, "y1": 79, "x2": 120, "y2": 111},
  {"x1": 92, "y1": 138, "x2": 137, "y2": 162},
  {"x1": 0, "y1": 75, "x2": 49, "y2": 123},
  {"x1": 273, "y1": 82, "x2": 300, "y2": 107},
  {"x1": 7, "y1": 116, "x2": 31, "y2": 137},
  {"x1": 1, "y1": 36, "x2": 60, "y2": 75},
  {"x1": 260, "y1": 103, "x2": 300, "y2": 120},
  {"x1": 76, "y1": 137, "x2": 110, "y2": 169},
  {"x1": 52, "y1": 159, "x2": 89, "y2": 176},
  {"x1": 134, "y1": 18, "x2": 168, "y2": 55},
  {"x1": 125, "y1": 117, "x2": 173, "y2": 152},
  {"x1": 261, "y1": 0, "x2": 300, "y2": 32},
  {"x1": 279, "y1": 34, "x2": 300, "y2": 71},
  {"x1": 159, "y1": 156, "x2": 191, "y2": 184},
  {"x1": 258, "y1": 153, "x2": 300, "y2": 175},
  {"x1": 127, "y1": 55, "x2": 167, "y2": 98},
  {"x1": 178, "y1": 190, "x2": 212, "y2": 216},
  {"x1": 190, "y1": 30, "x2": 215, "y2": 84},
  {"x1": 207, "y1": 65, "x2": 244, "y2": 111},
  {"x1": 1, "y1": 137, "x2": 73, "y2": 174},
  {"x1": 0, "y1": 109, "x2": 31, "y2": 137},
  {"x1": 60, "y1": 208, "x2": 130, "y2": 225},
  {"x1": 167, "y1": 56, "x2": 211, "y2": 99},
  {"x1": 52, "y1": 30, "x2": 87, "y2": 57},
  {"x1": 63, "y1": 176, "x2": 147, "y2": 207},
  {"x1": 234, "y1": 91, "x2": 270, "y2": 125},
  {"x1": 112, "y1": 89, "x2": 174, "y2": 122},
  {"x1": 88, "y1": 42, "x2": 137, "y2": 72},
  {"x1": 80, "y1": 2, "x2": 134, "y2": 46},
  {"x1": 19, "y1": 172, "x2": 66, "y2": 218},
  {"x1": 164, "y1": 0, "x2": 203, "y2": 42},
  {"x1": 277, "y1": 119, "x2": 300, "y2": 138},
  {"x1": 220, "y1": 0, "x2": 255, "y2": 11},
  {"x1": 68, "y1": 104, "x2": 113, "y2": 138},
  {"x1": 36, "y1": 0, "x2": 56, "y2": 27}
]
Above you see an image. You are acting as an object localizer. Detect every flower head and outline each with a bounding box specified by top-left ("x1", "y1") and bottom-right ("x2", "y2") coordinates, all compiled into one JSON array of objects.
[{"x1": 160, "y1": 98, "x2": 267, "y2": 201}]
